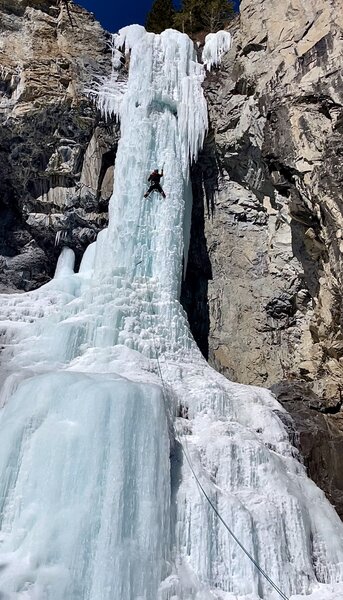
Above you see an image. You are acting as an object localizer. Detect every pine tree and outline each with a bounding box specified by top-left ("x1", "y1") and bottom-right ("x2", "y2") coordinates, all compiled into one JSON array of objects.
[
  {"x1": 145, "y1": 0, "x2": 175, "y2": 34},
  {"x1": 202, "y1": 0, "x2": 234, "y2": 32},
  {"x1": 174, "y1": 0, "x2": 234, "y2": 35},
  {"x1": 173, "y1": 0, "x2": 203, "y2": 35}
]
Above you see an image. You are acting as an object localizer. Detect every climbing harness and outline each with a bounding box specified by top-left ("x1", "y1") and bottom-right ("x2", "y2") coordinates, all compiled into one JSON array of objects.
[{"x1": 143, "y1": 273, "x2": 290, "y2": 600}]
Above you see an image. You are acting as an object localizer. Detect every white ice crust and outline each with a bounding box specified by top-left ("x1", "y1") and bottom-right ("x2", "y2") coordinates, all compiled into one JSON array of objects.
[
  {"x1": 114, "y1": 23, "x2": 147, "y2": 52},
  {"x1": 0, "y1": 25, "x2": 343, "y2": 600},
  {"x1": 203, "y1": 30, "x2": 232, "y2": 70}
]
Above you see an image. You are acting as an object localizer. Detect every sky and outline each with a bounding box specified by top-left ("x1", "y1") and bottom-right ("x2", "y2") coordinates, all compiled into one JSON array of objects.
[
  {"x1": 79, "y1": 0, "x2": 154, "y2": 33},
  {"x1": 78, "y1": 0, "x2": 239, "y2": 34}
]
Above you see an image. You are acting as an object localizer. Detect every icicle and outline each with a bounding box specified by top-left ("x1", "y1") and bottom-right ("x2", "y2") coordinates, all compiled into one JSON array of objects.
[
  {"x1": 54, "y1": 246, "x2": 75, "y2": 278},
  {"x1": 91, "y1": 34, "x2": 127, "y2": 121},
  {"x1": 55, "y1": 230, "x2": 68, "y2": 246},
  {"x1": 203, "y1": 30, "x2": 232, "y2": 70}
]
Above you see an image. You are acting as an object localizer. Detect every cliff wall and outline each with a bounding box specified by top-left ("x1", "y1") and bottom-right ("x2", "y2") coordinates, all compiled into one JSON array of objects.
[
  {"x1": 0, "y1": 0, "x2": 117, "y2": 291},
  {"x1": 183, "y1": 0, "x2": 343, "y2": 516}
]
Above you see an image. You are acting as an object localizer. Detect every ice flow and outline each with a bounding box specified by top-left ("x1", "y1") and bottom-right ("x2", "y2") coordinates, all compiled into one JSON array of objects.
[{"x1": 0, "y1": 25, "x2": 343, "y2": 600}]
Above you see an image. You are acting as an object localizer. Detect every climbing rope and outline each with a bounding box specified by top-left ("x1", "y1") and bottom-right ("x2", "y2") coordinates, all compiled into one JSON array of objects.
[{"x1": 143, "y1": 274, "x2": 290, "y2": 600}]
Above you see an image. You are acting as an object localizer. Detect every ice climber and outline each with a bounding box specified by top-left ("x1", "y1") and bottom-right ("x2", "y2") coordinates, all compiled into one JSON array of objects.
[{"x1": 144, "y1": 168, "x2": 166, "y2": 198}]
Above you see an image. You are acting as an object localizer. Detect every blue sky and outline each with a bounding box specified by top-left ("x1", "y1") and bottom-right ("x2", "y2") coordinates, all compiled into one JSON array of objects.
[
  {"x1": 78, "y1": 1, "x2": 239, "y2": 34},
  {"x1": 79, "y1": 0, "x2": 154, "y2": 33}
]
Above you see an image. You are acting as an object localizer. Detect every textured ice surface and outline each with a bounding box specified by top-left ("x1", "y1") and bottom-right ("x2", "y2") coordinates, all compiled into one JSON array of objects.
[
  {"x1": 203, "y1": 31, "x2": 232, "y2": 70},
  {"x1": 0, "y1": 26, "x2": 343, "y2": 600}
]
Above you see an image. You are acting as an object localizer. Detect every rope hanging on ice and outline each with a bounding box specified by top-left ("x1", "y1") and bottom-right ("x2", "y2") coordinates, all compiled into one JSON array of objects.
[{"x1": 144, "y1": 275, "x2": 290, "y2": 600}]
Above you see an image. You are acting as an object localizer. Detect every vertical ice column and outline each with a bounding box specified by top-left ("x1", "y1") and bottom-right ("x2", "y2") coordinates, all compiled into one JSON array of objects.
[
  {"x1": 0, "y1": 26, "x2": 211, "y2": 600},
  {"x1": 0, "y1": 372, "x2": 171, "y2": 599},
  {"x1": 95, "y1": 27, "x2": 208, "y2": 300}
]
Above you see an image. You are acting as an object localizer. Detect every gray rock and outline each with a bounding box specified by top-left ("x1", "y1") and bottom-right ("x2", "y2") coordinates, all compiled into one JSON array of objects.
[
  {"x1": 184, "y1": 0, "x2": 343, "y2": 401},
  {"x1": 0, "y1": 0, "x2": 121, "y2": 291},
  {"x1": 272, "y1": 381, "x2": 343, "y2": 520},
  {"x1": 182, "y1": 0, "x2": 343, "y2": 518}
]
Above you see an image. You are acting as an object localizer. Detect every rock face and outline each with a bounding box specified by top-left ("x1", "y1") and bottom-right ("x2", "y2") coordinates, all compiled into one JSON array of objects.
[
  {"x1": 182, "y1": 0, "x2": 343, "y2": 516},
  {"x1": 0, "y1": 0, "x2": 118, "y2": 291},
  {"x1": 185, "y1": 0, "x2": 343, "y2": 405},
  {"x1": 271, "y1": 380, "x2": 343, "y2": 520}
]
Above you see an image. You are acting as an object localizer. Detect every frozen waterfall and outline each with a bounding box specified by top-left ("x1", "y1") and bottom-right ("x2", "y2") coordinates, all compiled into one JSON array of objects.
[{"x1": 0, "y1": 25, "x2": 343, "y2": 600}]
